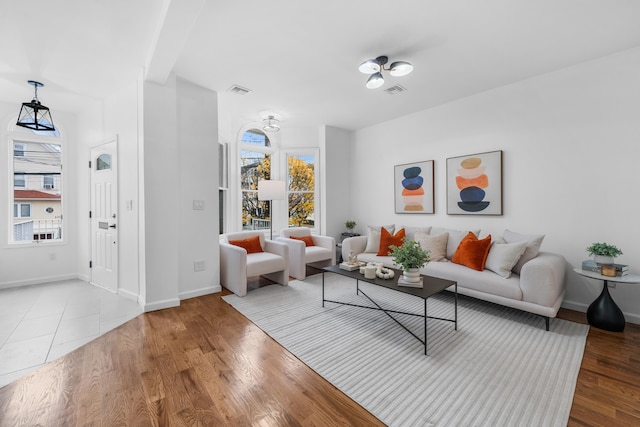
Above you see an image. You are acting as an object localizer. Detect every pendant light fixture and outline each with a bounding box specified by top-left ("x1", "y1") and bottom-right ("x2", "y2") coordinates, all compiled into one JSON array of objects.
[
  {"x1": 262, "y1": 115, "x2": 281, "y2": 132},
  {"x1": 16, "y1": 80, "x2": 56, "y2": 131},
  {"x1": 358, "y1": 55, "x2": 414, "y2": 89}
]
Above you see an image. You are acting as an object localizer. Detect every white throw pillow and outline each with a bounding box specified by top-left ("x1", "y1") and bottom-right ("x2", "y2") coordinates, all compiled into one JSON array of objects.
[
  {"x1": 485, "y1": 241, "x2": 527, "y2": 278},
  {"x1": 415, "y1": 232, "x2": 448, "y2": 262},
  {"x1": 399, "y1": 226, "x2": 432, "y2": 242},
  {"x1": 364, "y1": 224, "x2": 395, "y2": 253},
  {"x1": 502, "y1": 229, "x2": 545, "y2": 274}
]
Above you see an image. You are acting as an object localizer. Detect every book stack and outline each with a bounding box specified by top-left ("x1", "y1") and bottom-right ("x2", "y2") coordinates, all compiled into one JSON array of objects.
[{"x1": 581, "y1": 260, "x2": 628, "y2": 276}]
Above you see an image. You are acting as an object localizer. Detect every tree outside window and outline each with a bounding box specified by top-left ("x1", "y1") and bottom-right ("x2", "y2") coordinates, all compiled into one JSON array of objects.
[
  {"x1": 287, "y1": 153, "x2": 315, "y2": 227},
  {"x1": 240, "y1": 129, "x2": 272, "y2": 230}
]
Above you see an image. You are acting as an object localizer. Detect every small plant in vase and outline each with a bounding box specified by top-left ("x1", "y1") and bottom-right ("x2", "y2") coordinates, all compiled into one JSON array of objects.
[
  {"x1": 345, "y1": 220, "x2": 357, "y2": 233},
  {"x1": 586, "y1": 242, "x2": 623, "y2": 265},
  {"x1": 389, "y1": 240, "x2": 430, "y2": 283}
]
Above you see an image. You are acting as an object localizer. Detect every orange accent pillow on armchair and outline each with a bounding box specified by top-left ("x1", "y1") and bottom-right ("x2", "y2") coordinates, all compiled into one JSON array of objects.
[
  {"x1": 377, "y1": 227, "x2": 406, "y2": 256},
  {"x1": 291, "y1": 235, "x2": 315, "y2": 247},
  {"x1": 451, "y1": 232, "x2": 492, "y2": 271},
  {"x1": 228, "y1": 235, "x2": 264, "y2": 254}
]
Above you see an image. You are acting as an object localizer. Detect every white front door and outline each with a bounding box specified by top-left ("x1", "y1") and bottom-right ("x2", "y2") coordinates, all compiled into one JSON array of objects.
[{"x1": 90, "y1": 139, "x2": 118, "y2": 292}]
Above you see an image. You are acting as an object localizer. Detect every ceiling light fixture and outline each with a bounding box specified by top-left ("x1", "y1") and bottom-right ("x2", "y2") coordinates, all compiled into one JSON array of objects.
[
  {"x1": 262, "y1": 115, "x2": 280, "y2": 132},
  {"x1": 358, "y1": 55, "x2": 414, "y2": 89},
  {"x1": 16, "y1": 80, "x2": 55, "y2": 131}
]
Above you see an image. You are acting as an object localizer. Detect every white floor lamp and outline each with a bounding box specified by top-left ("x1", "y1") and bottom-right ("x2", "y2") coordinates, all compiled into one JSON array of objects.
[{"x1": 258, "y1": 179, "x2": 286, "y2": 240}]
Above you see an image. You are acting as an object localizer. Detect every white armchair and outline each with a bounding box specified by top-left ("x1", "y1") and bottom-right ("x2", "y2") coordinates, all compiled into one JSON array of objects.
[
  {"x1": 277, "y1": 227, "x2": 336, "y2": 280},
  {"x1": 220, "y1": 231, "x2": 289, "y2": 297}
]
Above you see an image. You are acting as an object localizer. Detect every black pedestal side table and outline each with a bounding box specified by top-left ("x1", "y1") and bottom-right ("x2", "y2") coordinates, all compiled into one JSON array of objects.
[{"x1": 573, "y1": 268, "x2": 640, "y2": 332}]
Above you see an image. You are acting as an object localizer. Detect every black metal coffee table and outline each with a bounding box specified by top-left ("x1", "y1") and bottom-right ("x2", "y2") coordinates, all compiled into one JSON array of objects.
[{"x1": 321, "y1": 265, "x2": 457, "y2": 355}]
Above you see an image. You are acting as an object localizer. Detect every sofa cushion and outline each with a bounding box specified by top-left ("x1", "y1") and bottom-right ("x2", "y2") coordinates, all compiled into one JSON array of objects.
[
  {"x1": 364, "y1": 225, "x2": 395, "y2": 253},
  {"x1": 425, "y1": 261, "x2": 523, "y2": 301},
  {"x1": 229, "y1": 235, "x2": 263, "y2": 254},
  {"x1": 415, "y1": 232, "x2": 448, "y2": 262},
  {"x1": 485, "y1": 241, "x2": 527, "y2": 278},
  {"x1": 246, "y1": 252, "x2": 286, "y2": 276},
  {"x1": 290, "y1": 235, "x2": 315, "y2": 247},
  {"x1": 378, "y1": 227, "x2": 406, "y2": 256},
  {"x1": 399, "y1": 226, "x2": 432, "y2": 242},
  {"x1": 502, "y1": 229, "x2": 545, "y2": 274},
  {"x1": 431, "y1": 227, "x2": 481, "y2": 259},
  {"x1": 451, "y1": 232, "x2": 492, "y2": 271},
  {"x1": 304, "y1": 246, "x2": 334, "y2": 263}
]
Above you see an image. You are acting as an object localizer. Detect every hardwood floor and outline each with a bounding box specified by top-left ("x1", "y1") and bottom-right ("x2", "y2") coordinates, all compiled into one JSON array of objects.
[{"x1": 0, "y1": 280, "x2": 638, "y2": 426}]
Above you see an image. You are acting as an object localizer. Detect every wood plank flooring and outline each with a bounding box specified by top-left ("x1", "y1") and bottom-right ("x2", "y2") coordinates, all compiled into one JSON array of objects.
[{"x1": 1, "y1": 280, "x2": 639, "y2": 426}]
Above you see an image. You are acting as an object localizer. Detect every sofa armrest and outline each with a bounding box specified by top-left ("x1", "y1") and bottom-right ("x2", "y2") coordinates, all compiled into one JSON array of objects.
[
  {"x1": 220, "y1": 242, "x2": 248, "y2": 296},
  {"x1": 519, "y1": 252, "x2": 566, "y2": 307},
  {"x1": 312, "y1": 234, "x2": 336, "y2": 251},
  {"x1": 342, "y1": 235, "x2": 368, "y2": 261},
  {"x1": 264, "y1": 239, "x2": 289, "y2": 259}
]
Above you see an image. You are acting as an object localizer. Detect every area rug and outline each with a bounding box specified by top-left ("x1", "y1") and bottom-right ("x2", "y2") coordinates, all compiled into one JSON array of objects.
[{"x1": 223, "y1": 273, "x2": 588, "y2": 427}]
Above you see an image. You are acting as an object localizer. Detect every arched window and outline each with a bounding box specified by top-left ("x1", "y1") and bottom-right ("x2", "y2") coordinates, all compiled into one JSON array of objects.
[{"x1": 239, "y1": 129, "x2": 273, "y2": 230}]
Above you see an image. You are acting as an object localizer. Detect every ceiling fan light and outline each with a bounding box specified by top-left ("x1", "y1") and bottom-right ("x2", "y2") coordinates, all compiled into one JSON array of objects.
[
  {"x1": 389, "y1": 61, "x2": 414, "y2": 77},
  {"x1": 358, "y1": 59, "x2": 380, "y2": 74},
  {"x1": 366, "y1": 72, "x2": 385, "y2": 89}
]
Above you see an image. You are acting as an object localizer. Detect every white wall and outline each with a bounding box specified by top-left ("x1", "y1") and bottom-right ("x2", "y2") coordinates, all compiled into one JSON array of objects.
[
  {"x1": 322, "y1": 126, "x2": 353, "y2": 240},
  {"x1": 349, "y1": 48, "x2": 640, "y2": 323},
  {"x1": 0, "y1": 105, "x2": 79, "y2": 288},
  {"x1": 176, "y1": 78, "x2": 220, "y2": 300}
]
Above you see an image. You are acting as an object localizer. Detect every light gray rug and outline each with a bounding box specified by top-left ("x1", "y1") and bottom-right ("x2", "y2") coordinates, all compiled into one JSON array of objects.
[{"x1": 223, "y1": 273, "x2": 588, "y2": 427}]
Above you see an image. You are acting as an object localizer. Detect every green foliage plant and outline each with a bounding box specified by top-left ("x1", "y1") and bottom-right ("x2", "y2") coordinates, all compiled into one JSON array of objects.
[
  {"x1": 586, "y1": 242, "x2": 623, "y2": 258},
  {"x1": 389, "y1": 240, "x2": 430, "y2": 271},
  {"x1": 345, "y1": 220, "x2": 356, "y2": 230}
]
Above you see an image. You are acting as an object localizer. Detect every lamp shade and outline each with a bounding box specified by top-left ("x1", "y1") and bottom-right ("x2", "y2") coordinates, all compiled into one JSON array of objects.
[
  {"x1": 358, "y1": 59, "x2": 380, "y2": 74},
  {"x1": 389, "y1": 61, "x2": 414, "y2": 77},
  {"x1": 16, "y1": 81, "x2": 55, "y2": 131},
  {"x1": 258, "y1": 180, "x2": 286, "y2": 201},
  {"x1": 366, "y1": 72, "x2": 385, "y2": 89}
]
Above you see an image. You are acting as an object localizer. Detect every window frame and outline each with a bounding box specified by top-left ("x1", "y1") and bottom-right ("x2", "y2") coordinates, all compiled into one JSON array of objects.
[
  {"x1": 239, "y1": 129, "x2": 275, "y2": 233},
  {"x1": 284, "y1": 148, "x2": 320, "y2": 232},
  {"x1": 8, "y1": 133, "x2": 64, "y2": 246}
]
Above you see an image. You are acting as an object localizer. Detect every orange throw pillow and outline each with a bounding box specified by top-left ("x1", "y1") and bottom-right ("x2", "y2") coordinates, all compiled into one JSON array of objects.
[
  {"x1": 377, "y1": 227, "x2": 406, "y2": 256},
  {"x1": 290, "y1": 235, "x2": 315, "y2": 247},
  {"x1": 451, "y1": 232, "x2": 492, "y2": 271},
  {"x1": 229, "y1": 235, "x2": 263, "y2": 254}
]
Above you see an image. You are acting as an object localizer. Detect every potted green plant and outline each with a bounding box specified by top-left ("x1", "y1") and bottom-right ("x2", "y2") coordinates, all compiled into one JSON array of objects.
[
  {"x1": 389, "y1": 240, "x2": 430, "y2": 283},
  {"x1": 586, "y1": 242, "x2": 623, "y2": 265},
  {"x1": 345, "y1": 220, "x2": 357, "y2": 232}
]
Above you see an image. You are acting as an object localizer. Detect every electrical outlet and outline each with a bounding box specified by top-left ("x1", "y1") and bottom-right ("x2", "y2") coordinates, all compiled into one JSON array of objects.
[
  {"x1": 194, "y1": 260, "x2": 206, "y2": 272},
  {"x1": 193, "y1": 200, "x2": 205, "y2": 210}
]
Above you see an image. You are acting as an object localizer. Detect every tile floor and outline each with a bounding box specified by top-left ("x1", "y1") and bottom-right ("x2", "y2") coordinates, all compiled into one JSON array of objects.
[{"x1": 0, "y1": 279, "x2": 142, "y2": 388}]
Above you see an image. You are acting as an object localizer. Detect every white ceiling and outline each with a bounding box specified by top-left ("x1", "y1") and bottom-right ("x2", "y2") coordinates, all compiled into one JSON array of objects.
[{"x1": 2, "y1": 0, "x2": 640, "y2": 131}]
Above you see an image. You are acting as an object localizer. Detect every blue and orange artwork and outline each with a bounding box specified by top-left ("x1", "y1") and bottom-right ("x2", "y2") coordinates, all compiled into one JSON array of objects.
[
  {"x1": 401, "y1": 166, "x2": 424, "y2": 211},
  {"x1": 447, "y1": 150, "x2": 502, "y2": 215},
  {"x1": 395, "y1": 161, "x2": 434, "y2": 214},
  {"x1": 455, "y1": 157, "x2": 489, "y2": 212}
]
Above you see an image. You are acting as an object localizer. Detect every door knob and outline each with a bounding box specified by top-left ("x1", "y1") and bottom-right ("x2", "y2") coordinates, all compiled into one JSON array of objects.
[{"x1": 109, "y1": 224, "x2": 117, "y2": 229}]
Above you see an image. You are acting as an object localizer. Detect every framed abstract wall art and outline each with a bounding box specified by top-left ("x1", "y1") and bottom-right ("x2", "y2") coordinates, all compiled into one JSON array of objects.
[
  {"x1": 394, "y1": 160, "x2": 434, "y2": 214},
  {"x1": 446, "y1": 150, "x2": 503, "y2": 215}
]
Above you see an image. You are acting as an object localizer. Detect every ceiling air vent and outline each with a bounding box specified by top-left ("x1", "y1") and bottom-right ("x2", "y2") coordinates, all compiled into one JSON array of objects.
[
  {"x1": 227, "y1": 84, "x2": 252, "y2": 95},
  {"x1": 385, "y1": 85, "x2": 407, "y2": 95}
]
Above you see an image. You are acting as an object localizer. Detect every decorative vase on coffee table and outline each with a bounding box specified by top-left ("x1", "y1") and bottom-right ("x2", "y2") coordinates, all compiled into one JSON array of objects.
[
  {"x1": 594, "y1": 255, "x2": 614, "y2": 265},
  {"x1": 402, "y1": 268, "x2": 421, "y2": 283}
]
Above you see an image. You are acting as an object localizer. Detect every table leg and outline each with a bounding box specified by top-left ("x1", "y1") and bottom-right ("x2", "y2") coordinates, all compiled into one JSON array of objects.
[
  {"x1": 424, "y1": 298, "x2": 428, "y2": 355},
  {"x1": 587, "y1": 280, "x2": 625, "y2": 332},
  {"x1": 322, "y1": 272, "x2": 325, "y2": 307}
]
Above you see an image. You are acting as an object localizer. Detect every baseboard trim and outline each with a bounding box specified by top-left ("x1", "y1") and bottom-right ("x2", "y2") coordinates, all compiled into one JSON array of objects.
[
  {"x1": 143, "y1": 298, "x2": 180, "y2": 312},
  {"x1": 179, "y1": 285, "x2": 222, "y2": 301},
  {"x1": 562, "y1": 299, "x2": 640, "y2": 325},
  {"x1": 117, "y1": 288, "x2": 140, "y2": 302},
  {"x1": 0, "y1": 274, "x2": 78, "y2": 290}
]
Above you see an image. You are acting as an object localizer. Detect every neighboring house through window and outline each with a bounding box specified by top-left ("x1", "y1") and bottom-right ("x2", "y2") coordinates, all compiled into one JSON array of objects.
[
  {"x1": 240, "y1": 129, "x2": 273, "y2": 231},
  {"x1": 9, "y1": 134, "x2": 63, "y2": 243}
]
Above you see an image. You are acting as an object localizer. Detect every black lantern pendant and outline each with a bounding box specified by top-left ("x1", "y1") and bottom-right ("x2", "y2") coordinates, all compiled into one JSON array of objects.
[{"x1": 16, "y1": 80, "x2": 55, "y2": 131}]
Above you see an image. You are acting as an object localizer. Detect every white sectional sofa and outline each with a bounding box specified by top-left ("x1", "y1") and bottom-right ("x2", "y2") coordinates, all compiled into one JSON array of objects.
[{"x1": 341, "y1": 225, "x2": 566, "y2": 330}]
